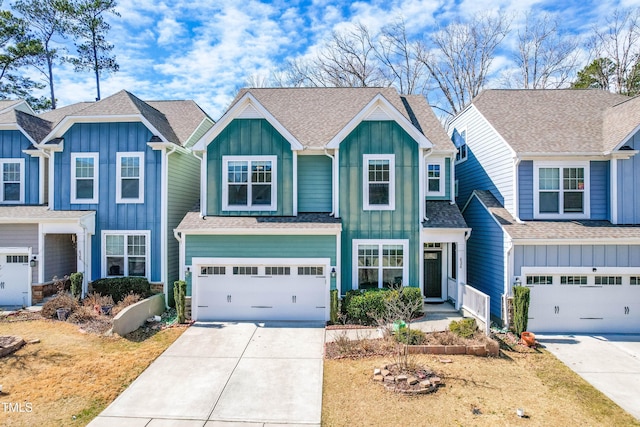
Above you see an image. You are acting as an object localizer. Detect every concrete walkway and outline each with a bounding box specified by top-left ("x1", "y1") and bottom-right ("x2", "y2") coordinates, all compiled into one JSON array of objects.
[
  {"x1": 88, "y1": 321, "x2": 325, "y2": 427},
  {"x1": 537, "y1": 334, "x2": 640, "y2": 420}
]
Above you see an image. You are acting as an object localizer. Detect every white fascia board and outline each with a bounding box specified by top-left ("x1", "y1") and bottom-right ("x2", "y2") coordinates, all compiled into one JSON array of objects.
[
  {"x1": 517, "y1": 153, "x2": 609, "y2": 160},
  {"x1": 43, "y1": 115, "x2": 170, "y2": 143},
  {"x1": 326, "y1": 94, "x2": 432, "y2": 149},
  {"x1": 191, "y1": 93, "x2": 303, "y2": 152},
  {"x1": 179, "y1": 228, "x2": 341, "y2": 236},
  {"x1": 0, "y1": 123, "x2": 38, "y2": 147},
  {"x1": 612, "y1": 122, "x2": 640, "y2": 151},
  {"x1": 147, "y1": 141, "x2": 189, "y2": 154}
]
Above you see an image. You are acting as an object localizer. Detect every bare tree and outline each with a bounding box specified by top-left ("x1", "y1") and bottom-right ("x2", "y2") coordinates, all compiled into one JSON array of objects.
[
  {"x1": 509, "y1": 12, "x2": 580, "y2": 89},
  {"x1": 590, "y1": 8, "x2": 640, "y2": 95},
  {"x1": 373, "y1": 18, "x2": 429, "y2": 95},
  {"x1": 418, "y1": 12, "x2": 511, "y2": 117}
]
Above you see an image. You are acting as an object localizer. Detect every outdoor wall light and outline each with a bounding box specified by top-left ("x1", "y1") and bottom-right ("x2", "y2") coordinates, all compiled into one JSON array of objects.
[
  {"x1": 185, "y1": 267, "x2": 191, "y2": 278},
  {"x1": 29, "y1": 257, "x2": 37, "y2": 268},
  {"x1": 514, "y1": 277, "x2": 521, "y2": 286},
  {"x1": 592, "y1": 267, "x2": 597, "y2": 272},
  {"x1": 331, "y1": 267, "x2": 337, "y2": 278}
]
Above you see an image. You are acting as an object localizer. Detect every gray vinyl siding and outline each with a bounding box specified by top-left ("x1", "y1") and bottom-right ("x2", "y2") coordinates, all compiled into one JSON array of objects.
[
  {"x1": 298, "y1": 155, "x2": 332, "y2": 212},
  {"x1": 617, "y1": 131, "x2": 640, "y2": 224},
  {"x1": 462, "y1": 195, "x2": 506, "y2": 321},
  {"x1": 514, "y1": 244, "x2": 640, "y2": 274},
  {"x1": 450, "y1": 107, "x2": 515, "y2": 214},
  {"x1": 0, "y1": 224, "x2": 38, "y2": 283},
  {"x1": 44, "y1": 234, "x2": 76, "y2": 281},
  {"x1": 518, "y1": 161, "x2": 533, "y2": 220},
  {"x1": 590, "y1": 161, "x2": 609, "y2": 220},
  {"x1": 167, "y1": 150, "x2": 201, "y2": 290}
]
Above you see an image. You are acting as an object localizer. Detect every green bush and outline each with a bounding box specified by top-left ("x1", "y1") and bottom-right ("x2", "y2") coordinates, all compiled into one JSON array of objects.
[
  {"x1": 395, "y1": 328, "x2": 426, "y2": 345},
  {"x1": 329, "y1": 289, "x2": 339, "y2": 324},
  {"x1": 398, "y1": 287, "x2": 424, "y2": 318},
  {"x1": 343, "y1": 288, "x2": 389, "y2": 325},
  {"x1": 513, "y1": 285, "x2": 530, "y2": 335},
  {"x1": 449, "y1": 318, "x2": 478, "y2": 339},
  {"x1": 91, "y1": 277, "x2": 152, "y2": 303},
  {"x1": 70, "y1": 272, "x2": 83, "y2": 299}
]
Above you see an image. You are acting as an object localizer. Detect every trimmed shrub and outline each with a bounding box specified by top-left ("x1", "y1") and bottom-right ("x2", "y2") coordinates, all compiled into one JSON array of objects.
[
  {"x1": 343, "y1": 288, "x2": 389, "y2": 325},
  {"x1": 397, "y1": 286, "x2": 424, "y2": 319},
  {"x1": 513, "y1": 285, "x2": 530, "y2": 335},
  {"x1": 91, "y1": 277, "x2": 152, "y2": 303},
  {"x1": 70, "y1": 272, "x2": 83, "y2": 299},
  {"x1": 395, "y1": 328, "x2": 427, "y2": 345},
  {"x1": 41, "y1": 293, "x2": 79, "y2": 319},
  {"x1": 449, "y1": 317, "x2": 478, "y2": 339},
  {"x1": 329, "y1": 289, "x2": 339, "y2": 324},
  {"x1": 174, "y1": 280, "x2": 186, "y2": 323}
]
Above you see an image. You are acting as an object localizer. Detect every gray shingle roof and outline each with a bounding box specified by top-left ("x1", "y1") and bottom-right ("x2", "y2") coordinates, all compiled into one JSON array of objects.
[
  {"x1": 230, "y1": 87, "x2": 454, "y2": 150},
  {"x1": 472, "y1": 190, "x2": 640, "y2": 240},
  {"x1": 471, "y1": 89, "x2": 628, "y2": 153},
  {"x1": 423, "y1": 201, "x2": 468, "y2": 228},
  {"x1": 0, "y1": 206, "x2": 94, "y2": 220},
  {"x1": 176, "y1": 211, "x2": 342, "y2": 232},
  {"x1": 603, "y1": 95, "x2": 640, "y2": 151},
  {"x1": 0, "y1": 109, "x2": 53, "y2": 143},
  {"x1": 38, "y1": 102, "x2": 93, "y2": 126},
  {"x1": 147, "y1": 100, "x2": 212, "y2": 145}
]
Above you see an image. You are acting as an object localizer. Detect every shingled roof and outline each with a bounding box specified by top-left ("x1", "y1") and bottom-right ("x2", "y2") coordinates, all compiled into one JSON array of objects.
[
  {"x1": 176, "y1": 211, "x2": 342, "y2": 232},
  {"x1": 471, "y1": 190, "x2": 640, "y2": 240},
  {"x1": 471, "y1": 89, "x2": 630, "y2": 153},
  {"x1": 423, "y1": 201, "x2": 468, "y2": 229},
  {"x1": 0, "y1": 109, "x2": 53, "y2": 144},
  {"x1": 229, "y1": 87, "x2": 454, "y2": 151}
]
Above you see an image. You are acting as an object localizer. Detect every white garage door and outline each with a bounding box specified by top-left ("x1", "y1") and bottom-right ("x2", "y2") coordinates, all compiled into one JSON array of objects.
[
  {"x1": 193, "y1": 259, "x2": 329, "y2": 322},
  {"x1": 524, "y1": 271, "x2": 640, "y2": 333},
  {"x1": 0, "y1": 252, "x2": 30, "y2": 307}
]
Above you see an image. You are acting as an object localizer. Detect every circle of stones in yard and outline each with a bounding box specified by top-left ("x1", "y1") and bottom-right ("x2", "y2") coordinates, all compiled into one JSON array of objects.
[
  {"x1": 0, "y1": 335, "x2": 25, "y2": 358},
  {"x1": 373, "y1": 363, "x2": 442, "y2": 394}
]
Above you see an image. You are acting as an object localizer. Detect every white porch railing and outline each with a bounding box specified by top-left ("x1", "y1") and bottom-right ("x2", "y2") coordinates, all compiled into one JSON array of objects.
[{"x1": 461, "y1": 283, "x2": 490, "y2": 336}]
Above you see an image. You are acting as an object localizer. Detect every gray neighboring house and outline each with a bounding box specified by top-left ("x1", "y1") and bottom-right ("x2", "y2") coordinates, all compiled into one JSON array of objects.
[{"x1": 450, "y1": 89, "x2": 640, "y2": 333}]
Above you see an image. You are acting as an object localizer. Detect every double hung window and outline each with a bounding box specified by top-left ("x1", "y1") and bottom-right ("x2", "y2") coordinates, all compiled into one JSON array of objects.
[{"x1": 223, "y1": 156, "x2": 277, "y2": 211}]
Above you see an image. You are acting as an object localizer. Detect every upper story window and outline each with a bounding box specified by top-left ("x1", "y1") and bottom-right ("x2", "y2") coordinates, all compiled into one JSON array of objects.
[
  {"x1": 534, "y1": 162, "x2": 590, "y2": 219},
  {"x1": 116, "y1": 152, "x2": 144, "y2": 203},
  {"x1": 0, "y1": 159, "x2": 24, "y2": 203},
  {"x1": 426, "y1": 158, "x2": 445, "y2": 197},
  {"x1": 363, "y1": 154, "x2": 395, "y2": 210},
  {"x1": 104, "y1": 231, "x2": 149, "y2": 278},
  {"x1": 222, "y1": 156, "x2": 277, "y2": 211},
  {"x1": 453, "y1": 128, "x2": 467, "y2": 163},
  {"x1": 71, "y1": 153, "x2": 99, "y2": 204}
]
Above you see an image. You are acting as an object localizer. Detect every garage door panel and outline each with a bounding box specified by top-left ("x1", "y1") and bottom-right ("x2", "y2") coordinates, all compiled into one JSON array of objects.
[{"x1": 0, "y1": 253, "x2": 30, "y2": 307}]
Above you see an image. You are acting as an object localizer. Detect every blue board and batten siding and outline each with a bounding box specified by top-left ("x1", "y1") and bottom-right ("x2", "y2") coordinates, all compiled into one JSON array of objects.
[
  {"x1": 462, "y1": 196, "x2": 505, "y2": 320},
  {"x1": 0, "y1": 130, "x2": 39, "y2": 204},
  {"x1": 451, "y1": 107, "x2": 514, "y2": 211},
  {"x1": 184, "y1": 234, "x2": 338, "y2": 294},
  {"x1": 53, "y1": 122, "x2": 162, "y2": 282},
  {"x1": 339, "y1": 121, "x2": 420, "y2": 293},
  {"x1": 618, "y1": 132, "x2": 640, "y2": 224},
  {"x1": 298, "y1": 155, "x2": 332, "y2": 212},
  {"x1": 514, "y1": 244, "x2": 640, "y2": 273},
  {"x1": 206, "y1": 119, "x2": 293, "y2": 216},
  {"x1": 519, "y1": 160, "x2": 610, "y2": 221}
]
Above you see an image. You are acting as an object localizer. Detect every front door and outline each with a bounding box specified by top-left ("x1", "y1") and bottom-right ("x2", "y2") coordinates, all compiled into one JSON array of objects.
[{"x1": 424, "y1": 251, "x2": 442, "y2": 298}]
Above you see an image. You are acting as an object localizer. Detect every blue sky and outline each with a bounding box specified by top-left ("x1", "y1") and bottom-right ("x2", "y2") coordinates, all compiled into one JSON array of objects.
[{"x1": 26, "y1": 0, "x2": 640, "y2": 118}]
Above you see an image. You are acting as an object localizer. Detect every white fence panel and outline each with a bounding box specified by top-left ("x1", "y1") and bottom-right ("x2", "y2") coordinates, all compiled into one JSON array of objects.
[{"x1": 461, "y1": 283, "x2": 490, "y2": 336}]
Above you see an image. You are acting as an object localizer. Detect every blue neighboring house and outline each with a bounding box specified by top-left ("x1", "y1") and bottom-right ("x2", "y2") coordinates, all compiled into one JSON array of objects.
[
  {"x1": 451, "y1": 89, "x2": 640, "y2": 333},
  {"x1": 176, "y1": 87, "x2": 470, "y2": 322},
  {"x1": 0, "y1": 91, "x2": 213, "y2": 307}
]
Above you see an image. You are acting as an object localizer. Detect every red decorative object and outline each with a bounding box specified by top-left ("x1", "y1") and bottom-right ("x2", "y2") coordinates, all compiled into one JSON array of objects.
[{"x1": 521, "y1": 331, "x2": 536, "y2": 347}]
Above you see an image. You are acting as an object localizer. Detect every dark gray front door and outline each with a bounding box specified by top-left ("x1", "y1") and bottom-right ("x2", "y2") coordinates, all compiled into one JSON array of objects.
[{"x1": 424, "y1": 251, "x2": 442, "y2": 298}]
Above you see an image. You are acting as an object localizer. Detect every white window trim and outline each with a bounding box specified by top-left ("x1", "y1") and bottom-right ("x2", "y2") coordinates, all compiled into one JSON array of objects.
[
  {"x1": 0, "y1": 158, "x2": 25, "y2": 204},
  {"x1": 222, "y1": 155, "x2": 277, "y2": 211},
  {"x1": 454, "y1": 128, "x2": 467, "y2": 164},
  {"x1": 363, "y1": 154, "x2": 395, "y2": 211},
  {"x1": 101, "y1": 230, "x2": 150, "y2": 279},
  {"x1": 533, "y1": 161, "x2": 590, "y2": 219},
  {"x1": 426, "y1": 158, "x2": 446, "y2": 197},
  {"x1": 116, "y1": 152, "x2": 145, "y2": 204},
  {"x1": 352, "y1": 239, "x2": 409, "y2": 290},
  {"x1": 71, "y1": 152, "x2": 99, "y2": 204}
]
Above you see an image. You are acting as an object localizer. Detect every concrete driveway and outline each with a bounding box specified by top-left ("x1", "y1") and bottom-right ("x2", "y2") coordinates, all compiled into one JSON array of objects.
[
  {"x1": 537, "y1": 334, "x2": 640, "y2": 420},
  {"x1": 88, "y1": 321, "x2": 325, "y2": 427}
]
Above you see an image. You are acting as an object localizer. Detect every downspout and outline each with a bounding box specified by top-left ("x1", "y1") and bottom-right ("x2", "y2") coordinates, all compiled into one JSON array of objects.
[
  {"x1": 161, "y1": 145, "x2": 177, "y2": 295},
  {"x1": 504, "y1": 238, "x2": 515, "y2": 328},
  {"x1": 192, "y1": 151, "x2": 206, "y2": 219},
  {"x1": 324, "y1": 149, "x2": 336, "y2": 216}
]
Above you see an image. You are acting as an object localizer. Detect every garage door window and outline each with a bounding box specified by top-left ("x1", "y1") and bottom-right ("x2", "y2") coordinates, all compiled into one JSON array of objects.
[
  {"x1": 631, "y1": 277, "x2": 640, "y2": 285},
  {"x1": 265, "y1": 266, "x2": 290, "y2": 275},
  {"x1": 201, "y1": 266, "x2": 225, "y2": 275},
  {"x1": 104, "y1": 232, "x2": 148, "y2": 278},
  {"x1": 355, "y1": 240, "x2": 407, "y2": 289},
  {"x1": 6, "y1": 255, "x2": 28, "y2": 263},
  {"x1": 233, "y1": 266, "x2": 258, "y2": 275},
  {"x1": 299, "y1": 266, "x2": 323, "y2": 276},
  {"x1": 560, "y1": 275, "x2": 587, "y2": 285},
  {"x1": 595, "y1": 276, "x2": 622, "y2": 285},
  {"x1": 526, "y1": 275, "x2": 553, "y2": 285}
]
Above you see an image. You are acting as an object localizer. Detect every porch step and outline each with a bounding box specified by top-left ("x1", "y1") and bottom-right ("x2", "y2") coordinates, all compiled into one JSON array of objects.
[{"x1": 422, "y1": 301, "x2": 459, "y2": 314}]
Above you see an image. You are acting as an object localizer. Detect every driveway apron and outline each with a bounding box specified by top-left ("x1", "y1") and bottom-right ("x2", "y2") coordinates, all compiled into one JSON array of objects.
[
  {"x1": 538, "y1": 334, "x2": 640, "y2": 421},
  {"x1": 88, "y1": 321, "x2": 325, "y2": 426}
]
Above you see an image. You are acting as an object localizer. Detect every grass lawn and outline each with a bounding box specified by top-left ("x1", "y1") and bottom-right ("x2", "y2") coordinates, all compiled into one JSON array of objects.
[
  {"x1": 322, "y1": 348, "x2": 640, "y2": 427},
  {"x1": 0, "y1": 318, "x2": 184, "y2": 426}
]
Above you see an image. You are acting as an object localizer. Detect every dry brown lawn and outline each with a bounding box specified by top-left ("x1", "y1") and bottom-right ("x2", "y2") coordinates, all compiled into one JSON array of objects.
[
  {"x1": 322, "y1": 349, "x2": 640, "y2": 427},
  {"x1": 0, "y1": 319, "x2": 184, "y2": 426}
]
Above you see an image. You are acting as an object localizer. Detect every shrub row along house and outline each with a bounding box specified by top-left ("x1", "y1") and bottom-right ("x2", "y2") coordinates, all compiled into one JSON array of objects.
[{"x1": 1, "y1": 87, "x2": 638, "y2": 334}]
